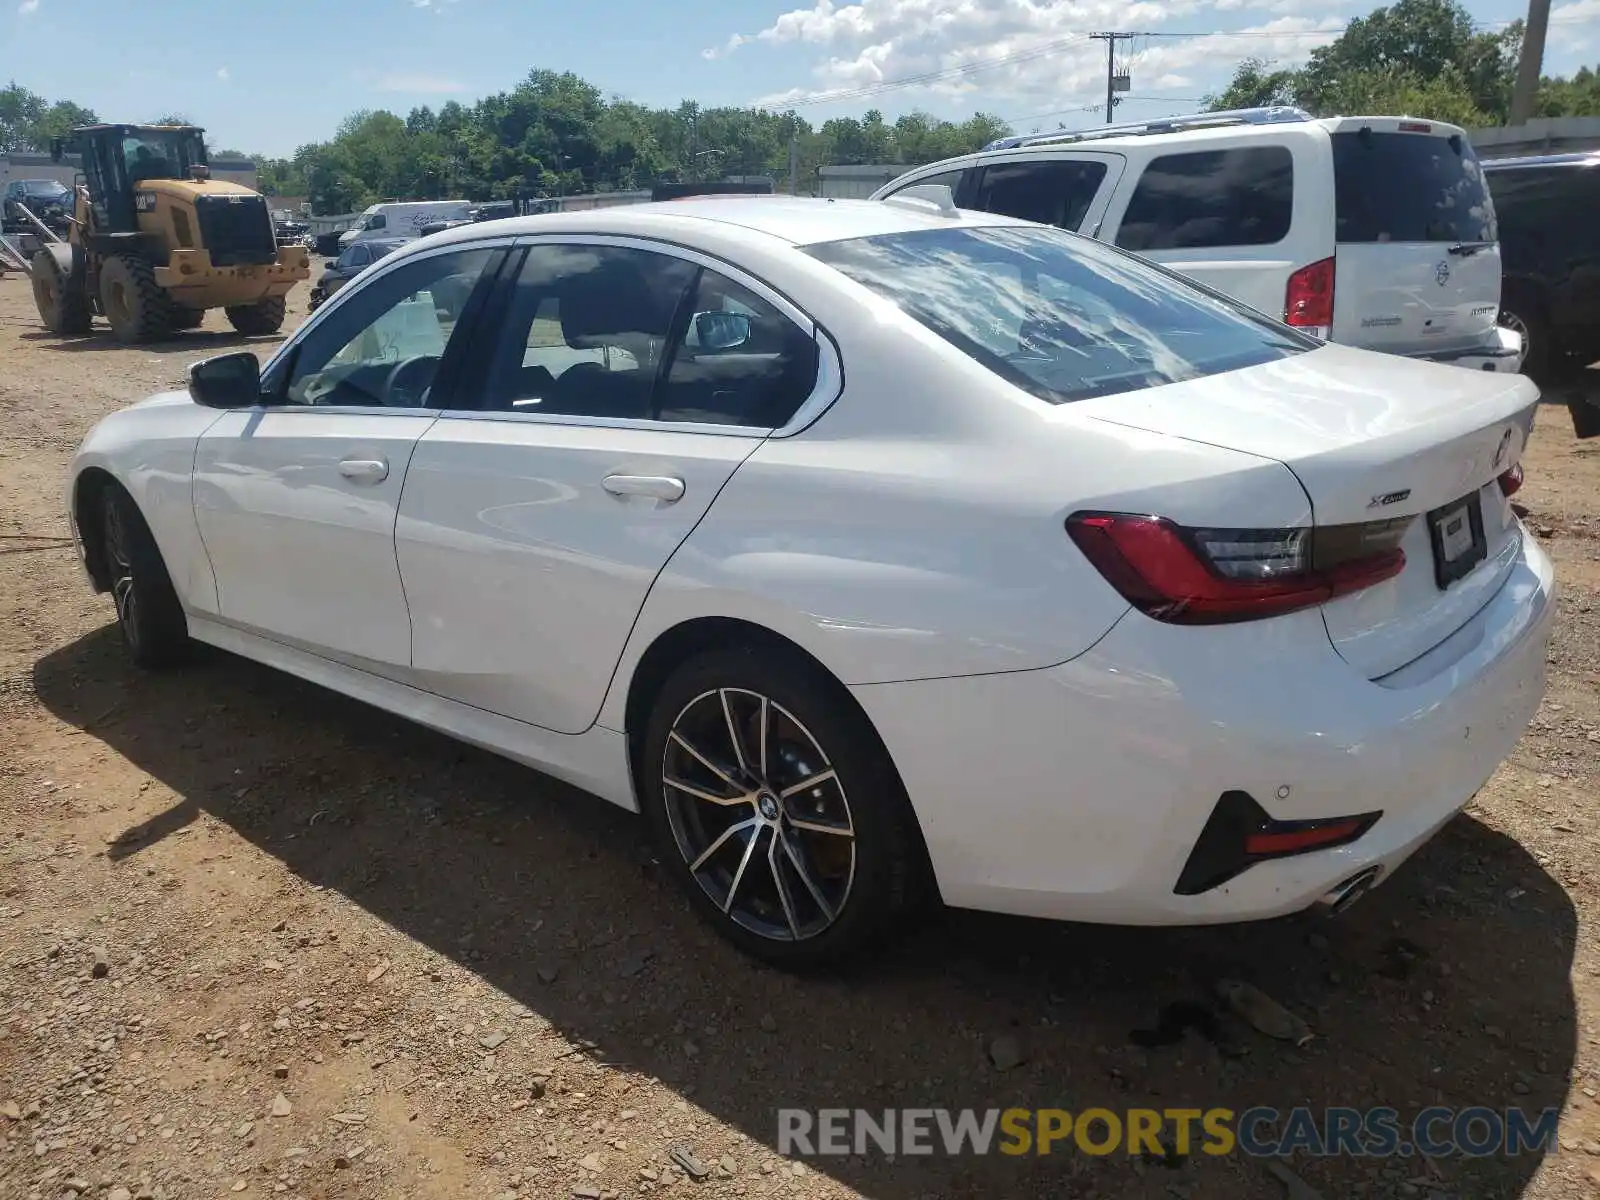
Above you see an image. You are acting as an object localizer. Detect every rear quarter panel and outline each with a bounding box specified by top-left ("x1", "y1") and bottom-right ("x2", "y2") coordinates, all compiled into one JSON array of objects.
[
  {"x1": 1097, "y1": 132, "x2": 1334, "y2": 325},
  {"x1": 596, "y1": 297, "x2": 1314, "y2": 728}
]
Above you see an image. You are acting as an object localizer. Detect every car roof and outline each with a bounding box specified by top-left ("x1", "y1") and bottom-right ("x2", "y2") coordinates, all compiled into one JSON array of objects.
[
  {"x1": 1482, "y1": 151, "x2": 1600, "y2": 170},
  {"x1": 884, "y1": 111, "x2": 1475, "y2": 192},
  {"x1": 415, "y1": 195, "x2": 1025, "y2": 254}
]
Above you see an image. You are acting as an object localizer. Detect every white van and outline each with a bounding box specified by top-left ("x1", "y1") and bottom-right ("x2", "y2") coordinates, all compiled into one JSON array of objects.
[
  {"x1": 874, "y1": 108, "x2": 1521, "y2": 373},
  {"x1": 339, "y1": 200, "x2": 473, "y2": 248}
]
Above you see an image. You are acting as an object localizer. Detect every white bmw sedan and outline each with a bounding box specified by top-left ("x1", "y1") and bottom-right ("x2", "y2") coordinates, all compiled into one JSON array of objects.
[{"x1": 67, "y1": 197, "x2": 1554, "y2": 967}]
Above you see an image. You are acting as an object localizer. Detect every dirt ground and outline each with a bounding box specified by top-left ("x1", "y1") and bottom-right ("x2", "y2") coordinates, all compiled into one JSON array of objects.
[{"x1": 1, "y1": 270, "x2": 1599, "y2": 1200}]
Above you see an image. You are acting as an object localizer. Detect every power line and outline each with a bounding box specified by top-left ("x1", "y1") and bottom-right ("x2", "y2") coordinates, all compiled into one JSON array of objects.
[{"x1": 1089, "y1": 32, "x2": 1141, "y2": 122}]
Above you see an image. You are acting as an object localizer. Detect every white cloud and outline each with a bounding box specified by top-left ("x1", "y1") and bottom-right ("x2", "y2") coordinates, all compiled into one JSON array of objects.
[
  {"x1": 375, "y1": 73, "x2": 469, "y2": 93},
  {"x1": 1553, "y1": 0, "x2": 1600, "y2": 23},
  {"x1": 216, "y1": 66, "x2": 230, "y2": 82},
  {"x1": 18, "y1": 0, "x2": 41, "y2": 14},
  {"x1": 742, "y1": 5, "x2": 1342, "y2": 112}
]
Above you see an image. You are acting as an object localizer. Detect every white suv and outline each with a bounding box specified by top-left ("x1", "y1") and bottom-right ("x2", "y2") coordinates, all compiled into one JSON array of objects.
[{"x1": 873, "y1": 107, "x2": 1522, "y2": 373}]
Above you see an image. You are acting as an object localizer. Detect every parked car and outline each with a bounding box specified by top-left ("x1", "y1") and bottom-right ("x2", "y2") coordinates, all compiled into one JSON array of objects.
[
  {"x1": 338, "y1": 200, "x2": 474, "y2": 249},
  {"x1": 875, "y1": 107, "x2": 1521, "y2": 375},
  {"x1": 306, "y1": 237, "x2": 408, "y2": 311},
  {"x1": 2, "y1": 178, "x2": 72, "y2": 233},
  {"x1": 471, "y1": 201, "x2": 518, "y2": 222},
  {"x1": 1483, "y1": 152, "x2": 1600, "y2": 392},
  {"x1": 68, "y1": 198, "x2": 1555, "y2": 966}
]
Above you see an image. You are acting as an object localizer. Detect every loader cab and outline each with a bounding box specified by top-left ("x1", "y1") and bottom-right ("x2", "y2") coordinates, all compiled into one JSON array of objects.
[{"x1": 52, "y1": 124, "x2": 208, "y2": 235}]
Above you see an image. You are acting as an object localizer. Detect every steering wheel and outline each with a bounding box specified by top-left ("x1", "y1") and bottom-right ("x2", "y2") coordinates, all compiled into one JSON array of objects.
[{"x1": 385, "y1": 355, "x2": 441, "y2": 407}]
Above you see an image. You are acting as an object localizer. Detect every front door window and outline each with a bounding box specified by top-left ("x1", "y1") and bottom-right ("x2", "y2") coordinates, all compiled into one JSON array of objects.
[{"x1": 273, "y1": 248, "x2": 496, "y2": 408}]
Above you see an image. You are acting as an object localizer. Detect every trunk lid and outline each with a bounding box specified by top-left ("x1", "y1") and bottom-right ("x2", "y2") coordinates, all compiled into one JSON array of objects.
[
  {"x1": 1075, "y1": 345, "x2": 1538, "y2": 678},
  {"x1": 1327, "y1": 121, "x2": 1503, "y2": 357}
]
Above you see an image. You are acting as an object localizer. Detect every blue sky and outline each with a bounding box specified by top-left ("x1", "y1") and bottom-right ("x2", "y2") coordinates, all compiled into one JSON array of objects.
[{"x1": 7, "y1": 0, "x2": 1600, "y2": 157}]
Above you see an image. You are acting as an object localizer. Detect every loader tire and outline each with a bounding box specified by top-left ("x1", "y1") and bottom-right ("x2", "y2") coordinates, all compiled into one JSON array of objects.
[
  {"x1": 226, "y1": 295, "x2": 287, "y2": 336},
  {"x1": 31, "y1": 250, "x2": 92, "y2": 336},
  {"x1": 99, "y1": 255, "x2": 173, "y2": 344}
]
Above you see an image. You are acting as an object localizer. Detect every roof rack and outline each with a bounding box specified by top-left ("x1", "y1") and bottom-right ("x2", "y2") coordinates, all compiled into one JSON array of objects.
[{"x1": 982, "y1": 105, "x2": 1313, "y2": 152}]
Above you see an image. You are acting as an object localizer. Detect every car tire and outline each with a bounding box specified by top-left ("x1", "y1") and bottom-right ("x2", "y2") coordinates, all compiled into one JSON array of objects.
[
  {"x1": 1500, "y1": 291, "x2": 1551, "y2": 383},
  {"x1": 226, "y1": 295, "x2": 287, "y2": 336},
  {"x1": 639, "y1": 645, "x2": 932, "y2": 969},
  {"x1": 30, "y1": 250, "x2": 92, "y2": 336},
  {"x1": 99, "y1": 254, "x2": 173, "y2": 344},
  {"x1": 99, "y1": 483, "x2": 190, "y2": 669}
]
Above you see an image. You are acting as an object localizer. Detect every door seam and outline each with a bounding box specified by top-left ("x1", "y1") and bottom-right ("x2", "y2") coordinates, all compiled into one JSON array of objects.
[{"x1": 392, "y1": 414, "x2": 443, "y2": 668}]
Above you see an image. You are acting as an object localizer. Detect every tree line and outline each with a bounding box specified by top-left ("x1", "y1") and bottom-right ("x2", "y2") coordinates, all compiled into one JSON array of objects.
[
  {"x1": 2, "y1": 73, "x2": 1008, "y2": 213},
  {"x1": 252, "y1": 80, "x2": 1012, "y2": 213},
  {"x1": 1206, "y1": 0, "x2": 1600, "y2": 125}
]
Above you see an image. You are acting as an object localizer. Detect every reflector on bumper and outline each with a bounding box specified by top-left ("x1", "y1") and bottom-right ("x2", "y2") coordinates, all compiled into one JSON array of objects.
[{"x1": 1174, "y1": 790, "x2": 1382, "y2": 895}]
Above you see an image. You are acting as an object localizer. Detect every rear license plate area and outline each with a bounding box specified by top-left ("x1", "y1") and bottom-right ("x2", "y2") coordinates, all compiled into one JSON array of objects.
[{"x1": 1426, "y1": 491, "x2": 1487, "y2": 589}]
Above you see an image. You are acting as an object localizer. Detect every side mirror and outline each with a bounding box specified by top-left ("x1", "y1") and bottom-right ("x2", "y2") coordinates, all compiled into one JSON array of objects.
[
  {"x1": 188, "y1": 352, "x2": 263, "y2": 408},
  {"x1": 693, "y1": 311, "x2": 751, "y2": 352}
]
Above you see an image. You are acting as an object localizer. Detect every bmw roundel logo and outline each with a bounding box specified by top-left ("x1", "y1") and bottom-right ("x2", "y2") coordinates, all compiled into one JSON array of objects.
[{"x1": 1435, "y1": 261, "x2": 1451, "y2": 286}]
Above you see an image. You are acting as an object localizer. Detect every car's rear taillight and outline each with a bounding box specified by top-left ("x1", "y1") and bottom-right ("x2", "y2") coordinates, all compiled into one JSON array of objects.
[
  {"x1": 1284, "y1": 257, "x2": 1335, "y2": 336},
  {"x1": 1065, "y1": 512, "x2": 1409, "y2": 624},
  {"x1": 1498, "y1": 462, "x2": 1523, "y2": 497}
]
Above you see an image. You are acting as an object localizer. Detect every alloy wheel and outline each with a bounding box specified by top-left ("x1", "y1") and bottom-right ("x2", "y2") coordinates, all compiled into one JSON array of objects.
[
  {"x1": 103, "y1": 498, "x2": 139, "y2": 649},
  {"x1": 660, "y1": 687, "x2": 856, "y2": 941}
]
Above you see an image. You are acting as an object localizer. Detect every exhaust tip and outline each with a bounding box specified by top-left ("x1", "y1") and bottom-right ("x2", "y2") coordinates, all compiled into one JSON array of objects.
[{"x1": 1315, "y1": 866, "x2": 1382, "y2": 915}]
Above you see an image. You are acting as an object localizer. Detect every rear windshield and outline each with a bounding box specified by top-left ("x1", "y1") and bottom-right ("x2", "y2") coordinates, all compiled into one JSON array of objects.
[
  {"x1": 1333, "y1": 131, "x2": 1497, "y2": 243},
  {"x1": 807, "y1": 225, "x2": 1312, "y2": 405}
]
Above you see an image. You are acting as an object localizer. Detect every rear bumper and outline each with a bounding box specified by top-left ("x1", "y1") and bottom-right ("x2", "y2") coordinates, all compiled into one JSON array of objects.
[
  {"x1": 853, "y1": 528, "x2": 1554, "y2": 925},
  {"x1": 1412, "y1": 326, "x2": 1524, "y2": 373}
]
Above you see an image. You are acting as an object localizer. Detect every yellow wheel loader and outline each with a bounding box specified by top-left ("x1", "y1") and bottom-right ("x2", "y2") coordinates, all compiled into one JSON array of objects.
[{"x1": 30, "y1": 124, "x2": 310, "y2": 344}]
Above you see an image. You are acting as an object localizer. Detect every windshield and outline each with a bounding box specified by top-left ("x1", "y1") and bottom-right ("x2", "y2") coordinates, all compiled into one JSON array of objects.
[
  {"x1": 806, "y1": 225, "x2": 1312, "y2": 405},
  {"x1": 1333, "y1": 131, "x2": 1497, "y2": 243},
  {"x1": 20, "y1": 180, "x2": 69, "y2": 198},
  {"x1": 359, "y1": 213, "x2": 387, "y2": 231},
  {"x1": 123, "y1": 131, "x2": 204, "y2": 183}
]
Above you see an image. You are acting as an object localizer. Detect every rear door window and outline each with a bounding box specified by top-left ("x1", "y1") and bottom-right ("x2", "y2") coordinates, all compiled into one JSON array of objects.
[
  {"x1": 1333, "y1": 131, "x2": 1496, "y2": 243},
  {"x1": 973, "y1": 160, "x2": 1109, "y2": 231},
  {"x1": 1114, "y1": 147, "x2": 1293, "y2": 251}
]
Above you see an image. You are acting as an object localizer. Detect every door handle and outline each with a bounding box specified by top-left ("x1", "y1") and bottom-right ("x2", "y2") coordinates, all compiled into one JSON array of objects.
[
  {"x1": 338, "y1": 458, "x2": 389, "y2": 484},
  {"x1": 602, "y1": 474, "x2": 685, "y2": 503}
]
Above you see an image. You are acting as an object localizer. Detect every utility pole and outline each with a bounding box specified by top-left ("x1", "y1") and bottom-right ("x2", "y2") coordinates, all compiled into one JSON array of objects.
[
  {"x1": 1089, "y1": 32, "x2": 1138, "y2": 123},
  {"x1": 1510, "y1": 0, "x2": 1551, "y2": 126}
]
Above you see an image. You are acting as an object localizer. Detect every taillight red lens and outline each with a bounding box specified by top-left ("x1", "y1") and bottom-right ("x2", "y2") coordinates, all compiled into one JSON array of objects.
[
  {"x1": 1065, "y1": 513, "x2": 1406, "y2": 625},
  {"x1": 1498, "y1": 462, "x2": 1523, "y2": 497},
  {"x1": 1244, "y1": 817, "x2": 1370, "y2": 855},
  {"x1": 1284, "y1": 257, "x2": 1335, "y2": 329}
]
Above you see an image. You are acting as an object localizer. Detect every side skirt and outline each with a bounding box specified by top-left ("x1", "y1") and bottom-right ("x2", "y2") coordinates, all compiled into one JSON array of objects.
[{"x1": 187, "y1": 615, "x2": 638, "y2": 811}]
